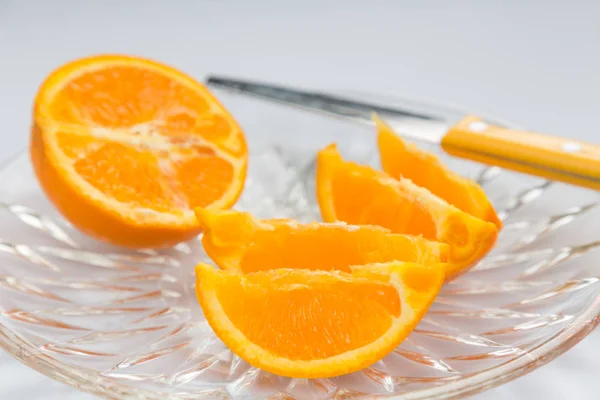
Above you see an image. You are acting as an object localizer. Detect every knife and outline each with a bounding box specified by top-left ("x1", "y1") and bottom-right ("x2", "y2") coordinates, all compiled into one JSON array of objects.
[{"x1": 206, "y1": 76, "x2": 600, "y2": 190}]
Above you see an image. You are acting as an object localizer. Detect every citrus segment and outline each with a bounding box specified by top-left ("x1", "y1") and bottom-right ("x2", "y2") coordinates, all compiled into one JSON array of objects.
[
  {"x1": 195, "y1": 208, "x2": 450, "y2": 272},
  {"x1": 316, "y1": 144, "x2": 498, "y2": 278},
  {"x1": 195, "y1": 261, "x2": 444, "y2": 378},
  {"x1": 376, "y1": 116, "x2": 502, "y2": 229},
  {"x1": 31, "y1": 55, "x2": 247, "y2": 248}
]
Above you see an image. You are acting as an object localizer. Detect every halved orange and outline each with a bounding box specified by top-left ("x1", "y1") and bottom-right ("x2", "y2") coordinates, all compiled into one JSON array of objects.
[
  {"x1": 195, "y1": 261, "x2": 444, "y2": 378},
  {"x1": 30, "y1": 55, "x2": 247, "y2": 248},
  {"x1": 375, "y1": 116, "x2": 502, "y2": 229},
  {"x1": 316, "y1": 144, "x2": 498, "y2": 278},
  {"x1": 195, "y1": 208, "x2": 449, "y2": 272}
]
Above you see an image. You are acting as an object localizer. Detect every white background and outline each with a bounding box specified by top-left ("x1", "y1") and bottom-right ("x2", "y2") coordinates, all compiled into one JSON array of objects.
[{"x1": 0, "y1": 0, "x2": 599, "y2": 398}]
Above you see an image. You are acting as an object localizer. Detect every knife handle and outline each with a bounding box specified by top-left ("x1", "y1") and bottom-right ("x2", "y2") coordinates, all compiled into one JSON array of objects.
[{"x1": 441, "y1": 115, "x2": 600, "y2": 189}]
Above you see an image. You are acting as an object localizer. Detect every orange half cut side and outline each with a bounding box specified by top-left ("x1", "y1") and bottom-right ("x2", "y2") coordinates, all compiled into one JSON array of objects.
[{"x1": 31, "y1": 54, "x2": 248, "y2": 248}]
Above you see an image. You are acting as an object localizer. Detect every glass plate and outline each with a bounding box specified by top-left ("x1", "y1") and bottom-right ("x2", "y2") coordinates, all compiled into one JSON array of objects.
[{"x1": 0, "y1": 89, "x2": 599, "y2": 400}]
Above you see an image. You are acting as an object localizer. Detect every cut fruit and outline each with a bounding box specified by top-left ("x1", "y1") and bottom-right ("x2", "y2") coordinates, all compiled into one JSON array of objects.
[
  {"x1": 375, "y1": 115, "x2": 502, "y2": 229},
  {"x1": 30, "y1": 54, "x2": 247, "y2": 248},
  {"x1": 195, "y1": 208, "x2": 450, "y2": 272},
  {"x1": 316, "y1": 144, "x2": 498, "y2": 278},
  {"x1": 195, "y1": 261, "x2": 444, "y2": 378}
]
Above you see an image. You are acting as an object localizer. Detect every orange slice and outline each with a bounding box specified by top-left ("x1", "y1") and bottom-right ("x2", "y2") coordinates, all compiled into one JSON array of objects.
[
  {"x1": 30, "y1": 55, "x2": 247, "y2": 248},
  {"x1": 316, "y1": 144, "x2": 498, "y2": 278},
  {"x1": 195, "y1": 261, "x2": 444, "y2": 378},
  {"x1": 195, "y1": 208, "x2": 450, "y2": 272},
  {"x1": 376, "y1": 116, "x2": 502, "y2": 229}
]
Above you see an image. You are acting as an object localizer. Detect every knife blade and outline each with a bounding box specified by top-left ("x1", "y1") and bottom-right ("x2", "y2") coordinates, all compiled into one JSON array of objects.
[
  {"x1": 206, "y1": 76, "x2": 600, "y2": 190},
  {"x1": 206, "y1": 76, "x2": 449, "y2": 144}
]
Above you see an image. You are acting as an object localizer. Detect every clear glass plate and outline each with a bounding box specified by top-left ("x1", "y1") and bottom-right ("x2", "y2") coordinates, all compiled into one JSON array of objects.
[{"x1": 0, "y1": 89, "x2": 599, "y2": 400}]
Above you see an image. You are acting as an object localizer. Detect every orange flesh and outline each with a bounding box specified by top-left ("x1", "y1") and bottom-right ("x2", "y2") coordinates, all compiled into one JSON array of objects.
[
  {"x1": 240, "y1": 225, "x2": 446, "y2": 273},
  {"x1": 31, "y1": 56, "x2": 247, "y2": 247},
  {"x1": 73, "y1": 141, "x2": 186, "y2": 212},
  {"x1": 214, "y1": 270, "x2": 400, "y2": 360},
  {"x1": 50, "y1": 65, "x2": 210, "y2": 128},
  {"x1": 195, "y1": 262, "x2": 445, "y2": 377},
  {"x1": 329, "y1": 163, "x2": 437, "y2": 239},
  {"x1": 48, "y1": 65, "x2": 242, "y2": 211},
  {"x1": 376, "y1": 116, "x2": 502, "y2": 229},
  {"x1": 316, "y1": 145, "x2": 498, "y2": 278},
  {"x1": 195, "y1": 209, "x2": 450, "y2": 272}
]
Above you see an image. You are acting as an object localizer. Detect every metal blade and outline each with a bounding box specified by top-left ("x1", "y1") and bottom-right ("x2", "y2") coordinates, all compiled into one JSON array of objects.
[{"x1": 206, "y1": 76, "x2": 449, "y2": 144}]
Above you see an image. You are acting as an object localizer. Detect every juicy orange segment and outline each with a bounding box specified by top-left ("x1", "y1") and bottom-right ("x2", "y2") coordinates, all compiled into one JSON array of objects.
[
  {"x1": 195, "y1": 208, "x2": 450, "y2": 272},
  {"x1": 30, "y1": 55, "x2": 247, "y2": 248},
  {"x1": 195, "y1": 261, "x2": 444, "y2": 378},
  {"x1": 376, "y1": 116, "x2": 502, "y2": 229},
  {"x1": 316, "y1": 144, "x2": 498, "y2": 279}
]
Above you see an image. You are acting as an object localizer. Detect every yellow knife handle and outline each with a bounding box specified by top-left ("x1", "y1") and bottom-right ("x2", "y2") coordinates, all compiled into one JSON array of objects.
[{"x1": 441, "y1": 115, "x2": 600, "y2": 189}]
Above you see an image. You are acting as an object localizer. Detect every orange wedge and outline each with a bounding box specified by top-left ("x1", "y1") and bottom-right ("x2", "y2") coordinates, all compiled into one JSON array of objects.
[
  {"x1": 376, "y1": 116, "x2": 502, "y2": 229},
  {"x1": 195, "y1": 261, "x2": 444, "y2": 378},
  {"x1": 316, "y1": 144, "x2": 498, "y2": 278},
  {"x1": 30, "y1": 55, "x2": 247, "y2": 248},
  {"x1": 195, "y1": 208, "x2": 450, "y2": 272}
]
